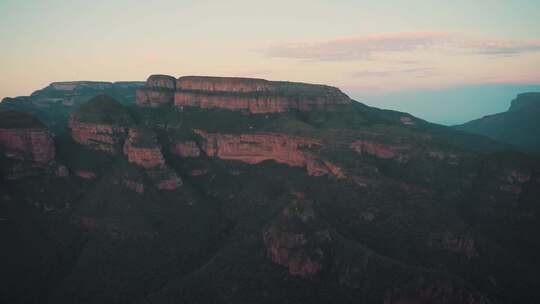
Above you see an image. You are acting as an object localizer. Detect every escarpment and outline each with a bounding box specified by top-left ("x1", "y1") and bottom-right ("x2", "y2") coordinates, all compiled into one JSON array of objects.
[
  {"x1": 193, "y1": 130, "x2": 345, "y2": 178},
  {"x1": 0, "y1": 111, "x2": 55, "y2": 164},
  {"x1": 136, "y1": 74, "x2": 351, "y2": 113},
  {"x1": 69, "y1": 95, "x2": 132, "y2": 154}
]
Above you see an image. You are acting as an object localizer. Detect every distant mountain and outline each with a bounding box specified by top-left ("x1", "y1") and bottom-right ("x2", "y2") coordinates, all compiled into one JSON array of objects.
[
  {"x1": 0, "y1": 81, "x2": 144, "y2": 135},
  {"x1": 454, "y1": 92, "x2": 540, "y2": 154}
]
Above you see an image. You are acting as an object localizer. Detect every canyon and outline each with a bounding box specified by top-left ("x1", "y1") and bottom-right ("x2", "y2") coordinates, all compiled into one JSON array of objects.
[{"x1": 1, "y1": 75, "x2": 539, "y2": 304}]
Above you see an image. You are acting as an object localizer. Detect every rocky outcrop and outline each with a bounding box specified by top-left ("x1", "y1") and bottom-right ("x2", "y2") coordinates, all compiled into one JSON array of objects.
[
  {"x1": 69, "y1": 95, "x2": 132, "y2": 154},
  {"x1": 75, "y1": 170, "x2": 97, "y2": 179},
  {"x1": 350, "y1": 140, "x2": 410, "y2": 161},
  {"x1": 122, "y1": 127, "x2": 182, "y2": 191},
  {"x1": 170, "y1": 140, "x2": 201, "y2": 158},
  {"x1": 0, "y1": 111, "x2": 55, "y2": 164},
  {"x1": 123, "y1": 127, "x2": 165, "y2": 169},
  {"x1": 136, "y1": 75, "x2": 176, "y2": 107},
  {"x1": 194, "y1": 130, "x2": 344, "y2": 178},
  {"x1": 263, "y1": 200, "x2": 333, "y2": 278},
  {"x1": 147, "y1": 167, "x2": 183, "y2": 190}
]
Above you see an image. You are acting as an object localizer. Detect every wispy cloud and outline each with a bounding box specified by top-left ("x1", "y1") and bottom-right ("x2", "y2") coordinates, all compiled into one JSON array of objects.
[
  {"x1": 266, "y1": 32, "x2": 540, "y2": 61},
  {"x1": 351, "y1": 67, "x2": 437, "y2": 78}
]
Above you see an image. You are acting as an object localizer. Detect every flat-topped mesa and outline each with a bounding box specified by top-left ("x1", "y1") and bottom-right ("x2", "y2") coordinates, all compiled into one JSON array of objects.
[
  {"x1": 136, "y1": 75, "x2": 176, "y2": 107},
  {"x1": 69, "y1": 95, "x2": 132, "y2": 154},
  {"x1": 175, "y1": 76, "x2": 351, "y2": 113},
  {"x1": 136, "y1": 74, "x2": 352, "y2": 112},
  {"x1": 0, "y1": 111, "x2": 55, "y2": 164}
]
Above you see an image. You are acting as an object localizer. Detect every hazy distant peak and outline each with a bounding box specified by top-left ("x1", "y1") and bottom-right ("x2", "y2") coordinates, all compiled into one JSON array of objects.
[{"x1": 509, "y1": 92, "x2": 540, "y2": 112}]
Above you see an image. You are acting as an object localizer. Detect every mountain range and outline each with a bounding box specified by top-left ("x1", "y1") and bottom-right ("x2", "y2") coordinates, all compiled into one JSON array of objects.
[{"x1": 1, "y1": 75, "x2": 539, "y2": 304}]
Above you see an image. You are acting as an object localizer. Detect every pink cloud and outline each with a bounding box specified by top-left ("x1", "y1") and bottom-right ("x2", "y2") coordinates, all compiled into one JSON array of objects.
[{"x1": 266, "y1": 32, "x2": 540, "y2": 61}]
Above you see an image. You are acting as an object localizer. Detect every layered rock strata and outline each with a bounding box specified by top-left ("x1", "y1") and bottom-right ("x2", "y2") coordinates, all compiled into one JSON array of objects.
[
  {"x1": 194, "y1": 130, "x2": 344, "y2": 178},
  {"x1": 0, "y1": 111, "x2": 55, "y2": 164},
  {"x1": 136, "y1": 75, "x2": 176, "y2": 107},
  {"x1": 122, "y1": 127, "x2": 182, "y2": 191},
  {"x1": 69, "y1": 95, "x2": 132, "y2": 154},
  {"x1": 136, "y1": 75, "x2": 351, "y2": 113}
]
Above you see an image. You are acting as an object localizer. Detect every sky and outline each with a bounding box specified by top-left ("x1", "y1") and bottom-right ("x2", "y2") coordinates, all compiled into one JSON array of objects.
[{"x1": 1, "y1": 0, "x2": 539, "y2": 124}]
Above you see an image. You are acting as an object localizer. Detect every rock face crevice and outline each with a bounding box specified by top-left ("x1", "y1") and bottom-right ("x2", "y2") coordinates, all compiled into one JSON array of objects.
[
  {"x1": 193, "y1": 130, "x2": 344, "y2": 178},
  {"x1": 136, "y1": 74, "x2": 351, "y2": 113},
  {"x1": 122, "y1": 127, "x2": 182, "y2": 191}
]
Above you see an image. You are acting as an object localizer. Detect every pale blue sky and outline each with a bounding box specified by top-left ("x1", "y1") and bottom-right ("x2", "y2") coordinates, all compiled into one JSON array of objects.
[{"x1": 1, "y1": 0, "x2": 539, "y2": 124}]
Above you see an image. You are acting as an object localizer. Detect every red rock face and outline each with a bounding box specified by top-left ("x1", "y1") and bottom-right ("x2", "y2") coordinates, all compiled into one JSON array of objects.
[
  {"x1": 350, "y1": 140, "x2": 410, "y2": 161},
  {"x1": 136, "y1": 89, "x2": 174, "y2": 108},
  {"x1": 263, "y1": 200, "x2": 332, "y2": 278},
  {"x1": 122, "y1": 127, "x2": 182, "y2": 191},
  {"x1": 75, "y1": 170, "x2": 97, "y2": 179},
  {"x1": 147, "y1": 74, "x2": 176, "y2": 90},
  {"x1": 136, "y1": 74, "x2": 176, "y2": 107},
  {"x1": 123, "y1": 128, "x2": 165, "y2": 169},
  {"x1": 170, "y1": 140, "x2": 201, "y2": 158},
  {"x1": 147, "y1": 167, "x2": 183, "y2": 190},
  {"x1": 0, "y1": 128, "x2": 55, "y2": 164},
  {"x1": 194, "y1": 130, "x2": 344, "y2": 178},
  {"x1": 174, "y1": 92, "x2": 291, "y2": 113},
  {"x1": 174, "y1": 91, "x2": 350, "y2": 113},
  {"x1": 69, "y1": 115, "x2": 127, "y2": 154},
  {"x1": 177, "y1": 76, "x2": 272, "y2": 93}
]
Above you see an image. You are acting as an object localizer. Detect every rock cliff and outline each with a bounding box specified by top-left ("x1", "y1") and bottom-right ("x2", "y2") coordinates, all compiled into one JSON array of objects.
[
  {"x1": 136, "y1": 74, "x2": 176, "y2": 107},
  {"x1": 122, "y1": 127, "x2": 182, "y2": 191},
  {"x1": 123, "y1": 127, "x2": 166, "y2": 169},
  {"x1": 136, "y1": 74, "x2": 351, "y2": 112},
  {"x1": 194, "y1": 130, "x2": 344, "y2": 178},
  {"x1": 69, "y1": 95, "x2": 132, "y2": 154},
  {"x1": 0, "y1": 111, "x2": 55, "y2": 164}
]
